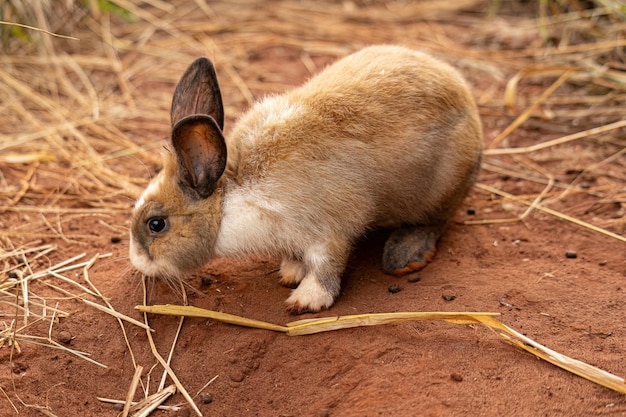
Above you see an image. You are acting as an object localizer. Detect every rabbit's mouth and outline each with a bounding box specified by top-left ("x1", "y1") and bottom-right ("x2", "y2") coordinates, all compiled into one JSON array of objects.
[{"x1": 129, "y1": 235, "x2": 180, "y2": 279}]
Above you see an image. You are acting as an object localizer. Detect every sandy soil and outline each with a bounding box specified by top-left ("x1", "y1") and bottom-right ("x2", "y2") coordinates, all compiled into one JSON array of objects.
[{"x1": 1, "y1": 1, "x2": 625, "y2": 416}]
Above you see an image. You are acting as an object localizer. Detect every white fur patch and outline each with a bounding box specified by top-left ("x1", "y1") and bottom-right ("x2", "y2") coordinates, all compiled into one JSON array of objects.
[
  {"x1": 135, "y1": 173, "x2": 165, "y2": 209},
  {"x1": 303, "y1": 244, "x2": 329, "y2": 269},
  {"x1": 214, "y1": 186, "x2": 287, "y2": 256},
  {"x1": 258, "y1": 98, "x2": 302, "y2": 131}
]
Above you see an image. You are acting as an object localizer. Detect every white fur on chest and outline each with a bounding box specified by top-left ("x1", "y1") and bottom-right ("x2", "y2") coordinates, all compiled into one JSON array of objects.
[
  {"x1": 214, "y1": 183, "x2": 288, "y2": 256},
  {"x1": 215, "y1": 98, "x2": 307, "y2": 257}
]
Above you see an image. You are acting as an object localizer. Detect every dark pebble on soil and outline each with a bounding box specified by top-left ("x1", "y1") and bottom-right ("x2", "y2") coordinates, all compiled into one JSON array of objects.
[
  {"x1": 466, "y1": 208, "x2": 476, "y2": 215},
  {"x1": 8, "y1": 271, "x2": 19, "y2": 279},
  {"x1": 565, "y1": 250, "x2": 578, "y2": 259},
  {"x1": 201, "y1": 394, "x2": 213, "y2": 404},
  {"x1": 110, "y1": 236, "x2": 121, "y2": 244},
  {"x1": 201, "y1": 276, "x2": 213, "y2": 286},
  {"x1": 57, "y1": 330, "x2": 73, "y2": 344},
  {"x1": 388, "y1": 284, "x2": 401, "y2": 294},
  {"x1": 450, "y1": 373, "x2": 463, "y2": 382}
]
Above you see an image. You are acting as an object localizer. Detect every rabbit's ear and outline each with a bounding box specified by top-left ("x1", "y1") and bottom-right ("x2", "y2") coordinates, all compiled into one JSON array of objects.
[
  {"x1": 171, "y1": 114, "x2": 226, "y2": 199},
  {"x1": 171, "y1": 57, "x2": 224, "y2": 130}
]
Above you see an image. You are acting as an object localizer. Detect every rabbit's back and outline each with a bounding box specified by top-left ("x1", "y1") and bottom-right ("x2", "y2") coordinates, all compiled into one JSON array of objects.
[{"x1": 223, "y1": 45, "x2": 481, "y2": 240}]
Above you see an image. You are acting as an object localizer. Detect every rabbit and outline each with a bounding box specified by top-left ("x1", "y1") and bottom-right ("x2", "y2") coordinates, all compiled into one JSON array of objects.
[{"x1": 129, "y1": 45, "x2": 483, "y2": 314}]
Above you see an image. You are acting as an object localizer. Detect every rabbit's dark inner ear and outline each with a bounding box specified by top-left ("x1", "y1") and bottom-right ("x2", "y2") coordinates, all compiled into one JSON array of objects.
[
  {"x1": 171, "y1": 57, "x2": 224, "y2": 131},
  {"x1": 172, "y1": 115, "x2": 227, "y2": 199}
]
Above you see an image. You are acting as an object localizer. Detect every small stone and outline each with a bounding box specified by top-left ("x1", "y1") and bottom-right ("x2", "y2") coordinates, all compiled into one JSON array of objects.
[
  {"x1": 201, "y1": 394, "x2": 213, "y2": 404},
  {"x1": 442, "y1": 293, "x2": 457, "y2": 301},
  {"x1": 57, "y1": 330, "x2": 73, "y2": 344},
  {"x1": 8, "y1": 271, "x2": 19, "y2": 279},
  {"x1": 201, "y1": 276, "x2": 213, "y2": 286},
  {"x1": 466, "y1": 208, "x2": 476, "y2": 215},
  {"x1": 229, "y1": 371, "x2": 245, "y2": 382},
  {"x1": 110, "y1": 236, "x2": 122, "y2": 244},
  {"x1": 388, "y1": 284, "x2": 401, "y2": 294},
  {"x1": 565, "y1": 250, "x2": 578, "y2": 259},
  {"x1": 450, "y1": 373, "x2": 463, "y2": 382}
]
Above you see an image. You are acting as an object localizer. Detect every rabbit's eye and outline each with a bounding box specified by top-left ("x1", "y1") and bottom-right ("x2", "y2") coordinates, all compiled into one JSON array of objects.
[{"x1": 147, "y1": 217, "x2": 168, "y2": 235}]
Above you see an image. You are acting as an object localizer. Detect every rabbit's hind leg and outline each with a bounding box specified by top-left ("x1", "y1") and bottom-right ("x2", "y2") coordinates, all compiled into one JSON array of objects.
[{"x1": 381, "y1": 223, "x2": 446, "y2": 277}]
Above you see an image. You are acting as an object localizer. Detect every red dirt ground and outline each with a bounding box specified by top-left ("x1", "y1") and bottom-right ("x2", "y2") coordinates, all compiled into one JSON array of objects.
[{"x1": 1, "y1": 1, "x2": 625, "y2": 416}]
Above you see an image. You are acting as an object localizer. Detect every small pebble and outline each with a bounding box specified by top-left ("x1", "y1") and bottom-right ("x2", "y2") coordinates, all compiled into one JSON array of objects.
[
  {"x1": 57, "y1": 331, "x2": 73, "y2": 344},
  {"x1": 450, "y1": 373, "x2": 463, "y2": 382},
  {"x1": 565, "y1": 250, "x2": 578, "y2": 259},
  {"x1": 201, "y1": 276, "x2": 213, "y2": 286},
  {"x1": 201, "y1": 394, "x2": 213, "y2": 404},
  {"x1": 8, "y1": 271, "x2": 19, "y2": 279},
  {"x1": 442, "y1": 293, "x2": 457, "y2": 302},
  {"x1": 466, "y1": 208, "x2": 476, "y2": 215},
  {"x1": 388, "y1": 284, "x2": 401, "y2": 294},
  {"x1": 110, "y1": 236, "x2": 122, "y2": 244},
  {"x1": 229, "y1": 371, "x2": 245, "y2": 383}
]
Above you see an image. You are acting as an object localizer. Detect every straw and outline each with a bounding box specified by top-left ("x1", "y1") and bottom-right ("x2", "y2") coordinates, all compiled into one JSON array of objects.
[{"x1": 140, "y1": 278, "x2": 202, "y2": 417}]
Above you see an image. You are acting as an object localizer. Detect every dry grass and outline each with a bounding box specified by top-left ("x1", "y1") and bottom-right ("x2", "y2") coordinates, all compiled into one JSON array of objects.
[{"x1": 1, "y1": 0, "x2": 625, "y2": 415}]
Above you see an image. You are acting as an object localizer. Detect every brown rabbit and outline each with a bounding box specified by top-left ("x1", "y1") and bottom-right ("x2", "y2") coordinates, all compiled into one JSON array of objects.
[{"x1": 129, "y1": 45, "x2": 482, "y2": 314}]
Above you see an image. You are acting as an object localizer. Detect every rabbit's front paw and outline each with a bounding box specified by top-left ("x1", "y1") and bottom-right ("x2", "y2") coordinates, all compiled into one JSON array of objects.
[{"x1": 285, "y1": 275, "x2": 336, "y2": 314}]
